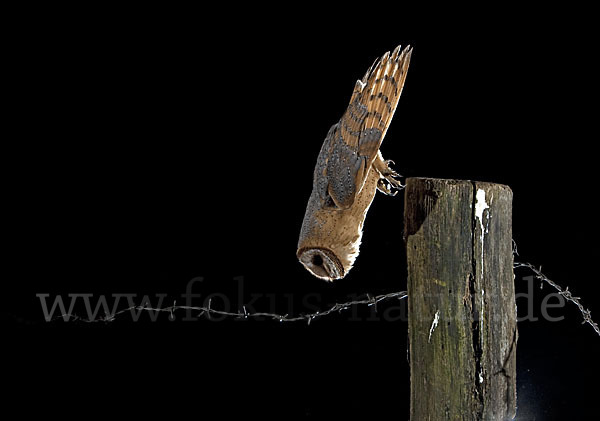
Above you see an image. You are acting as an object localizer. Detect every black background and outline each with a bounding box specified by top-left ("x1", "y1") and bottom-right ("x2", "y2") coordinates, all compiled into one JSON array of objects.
[{"x1": 5, "y1": 5, "x2": 600, "y2": 420}]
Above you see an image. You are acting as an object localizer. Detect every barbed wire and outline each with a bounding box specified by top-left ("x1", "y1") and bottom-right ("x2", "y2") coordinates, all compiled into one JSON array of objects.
[
  {"x1": 52, "y1": 240, "x2": 598, "y2": 336},
  {"x1": 513, "y1": 261, "x2": 600, "y2": 337},
  {"x1": 56, "y1": 266, "x2": 598, "y2": 336},
  {"x1": 56, "y1": 290, "x2": 408, "y2": 324}
]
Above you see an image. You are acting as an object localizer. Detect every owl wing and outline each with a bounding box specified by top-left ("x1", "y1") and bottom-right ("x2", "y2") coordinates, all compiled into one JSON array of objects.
[{"x1": 325, "y1": 45, "x2": 412, "y2": 209}]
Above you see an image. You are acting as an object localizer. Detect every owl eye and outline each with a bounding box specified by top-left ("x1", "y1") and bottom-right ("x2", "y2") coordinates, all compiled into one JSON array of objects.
[{"x1": 312, "y1": 254, "x2": 324, "y2": 267}]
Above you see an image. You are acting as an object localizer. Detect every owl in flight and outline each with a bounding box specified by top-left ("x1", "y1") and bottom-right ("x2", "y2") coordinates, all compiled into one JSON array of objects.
[{"x1": 297, "y1": 45, "x2": 412, "y2": 282}]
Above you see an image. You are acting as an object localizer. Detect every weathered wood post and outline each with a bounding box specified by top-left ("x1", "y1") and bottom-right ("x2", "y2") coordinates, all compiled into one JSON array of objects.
[{"x1": 404, "y1": 178, "x2": 517, "y2": 420}]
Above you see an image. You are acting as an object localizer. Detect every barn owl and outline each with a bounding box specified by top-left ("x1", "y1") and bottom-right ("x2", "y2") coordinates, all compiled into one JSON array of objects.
[{"x1": 297, "y1": 45, "x2": 412, "y2": 281}]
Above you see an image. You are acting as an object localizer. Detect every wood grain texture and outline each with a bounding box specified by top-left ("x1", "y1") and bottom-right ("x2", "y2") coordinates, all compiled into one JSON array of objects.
[{"x1": 404, "y1": 178, "x2": 516, "y2": 421}]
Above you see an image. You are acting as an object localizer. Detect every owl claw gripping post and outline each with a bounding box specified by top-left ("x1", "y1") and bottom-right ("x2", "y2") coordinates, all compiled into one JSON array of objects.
[{"x1": 297, "y1": 45, "x2": 412, "y2": 282}]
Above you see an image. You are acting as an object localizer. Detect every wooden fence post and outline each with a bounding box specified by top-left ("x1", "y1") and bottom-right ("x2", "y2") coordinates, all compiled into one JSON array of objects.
[{"x1": 404, "y1": 178, "x2": 517, "y2": 420}]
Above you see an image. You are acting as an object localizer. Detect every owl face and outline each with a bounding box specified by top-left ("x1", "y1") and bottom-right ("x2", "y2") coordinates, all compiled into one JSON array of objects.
[{"x1": 297, "y1": 247, "x2": 344, "y2": 282}]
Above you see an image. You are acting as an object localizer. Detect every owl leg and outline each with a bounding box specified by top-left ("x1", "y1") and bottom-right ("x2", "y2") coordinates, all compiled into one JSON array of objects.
[{"x1": 374, "y1": 153, "x2": 403, "y2": 196}]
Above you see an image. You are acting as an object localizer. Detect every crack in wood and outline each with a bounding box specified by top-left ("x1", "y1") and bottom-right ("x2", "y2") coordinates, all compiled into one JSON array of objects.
[{"x1": 470, "y1": 181, "x2": 485, "y2": 418}]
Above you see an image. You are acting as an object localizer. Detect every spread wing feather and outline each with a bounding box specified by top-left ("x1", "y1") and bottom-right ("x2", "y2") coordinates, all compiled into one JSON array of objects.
[{"x1": 324, "y1": 45, "x2": 412, "y2": 209}]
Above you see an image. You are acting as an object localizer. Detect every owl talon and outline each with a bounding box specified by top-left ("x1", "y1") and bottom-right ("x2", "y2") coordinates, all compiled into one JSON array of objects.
[
  {"x1": 376, "y1": 157, "x2": 404, "y2": 194},
  {"x1": 385, "y1": 172, "x2": 403, "y2": 187},
  {"x1": 376, "y1": 157, "x2": 401, "y2": 179},
  {"x1": 377, "y1": 157, "x2": 404, "y2": 196},
  {"x1": 377, "y1": 179, "x2": 399, "y2": 196}
]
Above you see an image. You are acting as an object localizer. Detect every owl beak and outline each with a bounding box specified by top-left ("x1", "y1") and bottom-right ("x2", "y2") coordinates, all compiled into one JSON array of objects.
[{"x1": 297, "y1": 247, "x2": 344, "y2": 282}]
